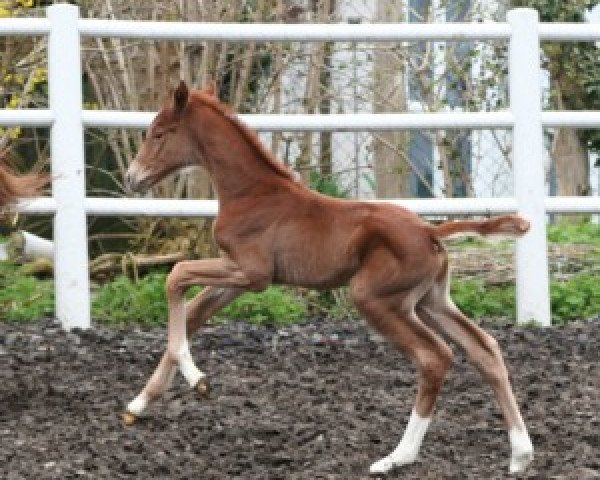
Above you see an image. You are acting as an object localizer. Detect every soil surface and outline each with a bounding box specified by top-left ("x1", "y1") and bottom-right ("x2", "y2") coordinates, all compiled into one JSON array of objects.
[{"x1": 1, "y1": 317, "x2": 599, "y2": 480}]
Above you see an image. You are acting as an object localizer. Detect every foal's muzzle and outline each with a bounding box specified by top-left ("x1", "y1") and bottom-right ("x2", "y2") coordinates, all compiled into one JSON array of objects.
[{"x1": 125, "y1": 168, "x2": 149, "y2": 194}]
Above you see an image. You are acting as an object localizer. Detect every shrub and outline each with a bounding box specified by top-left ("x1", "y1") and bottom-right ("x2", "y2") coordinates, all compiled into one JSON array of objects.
[
  {"x1": 309, "y1": 171, "x2": 350, "y2": 199},
  {"x1": 92, "y1": 273, "x2": 168, "y2": 326},
  {"x1": 550, "y1": 274, "x2": 600, "y2": 325},
  {"x1": 218, "y1": 286, "x2": 306, "y2": 326},
  {"x1": 450, "y1": 279, "x2": 515, "y2": 320}
]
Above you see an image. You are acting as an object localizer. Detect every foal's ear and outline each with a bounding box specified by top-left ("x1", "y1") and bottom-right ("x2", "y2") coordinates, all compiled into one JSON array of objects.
[
  {"x1": 174, "y1": 80, "x2": 189, "y2": 114},
  {"x1": 204, "y1": 80, "x2": 217, "y2": 98},
  {"x1": 204, "y1": 80, "x2": 217, "y2": 97}
]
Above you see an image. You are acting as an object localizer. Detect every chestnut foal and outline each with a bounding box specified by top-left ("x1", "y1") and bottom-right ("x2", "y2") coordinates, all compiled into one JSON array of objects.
[{"x1": 125, "y1": 81, "x2": 534, "y2": 475}]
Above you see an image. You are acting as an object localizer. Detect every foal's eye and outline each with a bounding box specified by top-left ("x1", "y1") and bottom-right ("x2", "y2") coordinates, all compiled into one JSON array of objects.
[{"x1": 149, "y1": 128, "x2": 167, "y2": 140}]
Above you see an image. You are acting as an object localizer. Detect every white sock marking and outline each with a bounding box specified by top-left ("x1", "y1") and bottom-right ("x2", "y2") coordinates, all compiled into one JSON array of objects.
[
  {"x1": 369, "y1": 409, "x2": 431, "y2": 474},
  {"x1": 127, "y1": 393, "x2": 148, "y2": 416},
  {"x1": 509, "y1": 427, "x2": 534, "y2": 473},
  {"x1": 177, "y1": 339, "x2": 205, "y2": 388}
]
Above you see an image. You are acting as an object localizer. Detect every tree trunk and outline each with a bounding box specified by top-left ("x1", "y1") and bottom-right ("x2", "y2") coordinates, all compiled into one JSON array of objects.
[
  {"x1": 553, "y1": 128, "x2": 590, "y2": 197},
  {"x1": 373, "y1": 0, "x2": 410, "y2": 198},
  {"x1": 552, "y1": 83, "x2": 590, "y2": 223},
  {"x1": 318, "y1": 0, "x2": 334, "y2": 177},
  {"x1": 552, "y1": 85, "x2": 590, "y2": 199}
]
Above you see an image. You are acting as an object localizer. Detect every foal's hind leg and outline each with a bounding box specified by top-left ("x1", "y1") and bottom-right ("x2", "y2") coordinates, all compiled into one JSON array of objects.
[
  {"x1": 350, "y1": 280, "x2": 453, "y2": 474},
  {"x1": 124, "y1": 286, "x2": 243, "y2": 422},
  {"x1": 417, "y1": 289, "x2": 533, "y2": 474}
]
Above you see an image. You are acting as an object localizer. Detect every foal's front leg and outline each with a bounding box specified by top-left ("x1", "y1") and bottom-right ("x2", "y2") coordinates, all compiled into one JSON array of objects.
[
  {"x1": 124, "y1": 286, "x2": 243, "y2": 423},
  {"x1": 163, "y1": 258, "x2": 261, "y2": 388},
  {"x1": 124, "y1": 257, "x2": 257, "y2": 423}
]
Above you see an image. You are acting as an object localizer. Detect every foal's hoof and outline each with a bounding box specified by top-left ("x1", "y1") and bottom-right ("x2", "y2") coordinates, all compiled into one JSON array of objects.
[
  {"x1": 195, "y1": 377, "x2": 210, "y2": 398},
  {"x1": 509, "y1": 450, "x2": 534, "y2": 474},
  {"x1": 369, "y1": 452, "x2": 417, "y2": 475},
  {"x1": 121, "y1": 411, "x2": 138, "y2": 426}
]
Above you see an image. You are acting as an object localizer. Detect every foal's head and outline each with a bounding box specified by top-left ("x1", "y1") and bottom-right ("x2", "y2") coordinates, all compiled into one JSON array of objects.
[
  {"x1": 126, "y1": 81, "x2": 213, "y2": 193},
  {"x1": 127, "y1": 80, "x2": 300, "y2": 194}
]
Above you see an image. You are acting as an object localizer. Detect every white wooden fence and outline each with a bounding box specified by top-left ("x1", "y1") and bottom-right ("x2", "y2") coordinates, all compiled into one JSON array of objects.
[{"x1": 1, "y1": 4, "x2": 599, "y2": 329}]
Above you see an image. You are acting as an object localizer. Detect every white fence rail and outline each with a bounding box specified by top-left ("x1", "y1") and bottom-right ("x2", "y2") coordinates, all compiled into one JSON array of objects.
[{"x1": 2, "y1": 5, "x2": 600, "y2": 329}]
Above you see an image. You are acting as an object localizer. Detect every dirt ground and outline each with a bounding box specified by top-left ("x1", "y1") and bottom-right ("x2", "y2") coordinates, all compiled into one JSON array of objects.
[{"x1": 1, "y1": 316, "x2": 599, "y2": 480}]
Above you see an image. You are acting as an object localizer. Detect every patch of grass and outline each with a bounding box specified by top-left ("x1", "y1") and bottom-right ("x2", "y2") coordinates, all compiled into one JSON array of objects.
[
  {"x1": 550, "y1": 274, "x2": 600, "y2": 325},
  {"x1": 451, "y1": 279, "x2": 515, "y2": 320},
  {"x1": 451, "y1": 275, "x2": 600, "y2": 325},
  {"x1": 218, "y1": 286, "x2": 306, "y2": 326},
  {"x1": 92, "y1": 273, "x2": 168, "y2": 326},
  {"x1": 92, "y1": 273, "x2": 306, "y2": 327},
  {"x1": 547, "y1": 222, "x2": 600, "y2": 246},
  {"x1": 0, "y1": 261, "x2": 54, "y2": 322}
]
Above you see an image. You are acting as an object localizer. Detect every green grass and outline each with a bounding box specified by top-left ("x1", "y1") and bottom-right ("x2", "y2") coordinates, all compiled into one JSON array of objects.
[
  {"x1": 218, "y1": 285, "x2": 306, "y2": 326},
  {"x1": 92, "y1": 273, "x2": 306, "y2": 327},
  {"x1": 547, "y1": 222, "x2": 600, "y2": 246},
  {"x1": 450, "y1": 279, "x2": 515, "y2": 320},
  {"x1": 92, "y1": 273, "x2": 168, "y2": 326},
  {"x1": 550, "y1": 274, "x2": 600, "y2": 325},
  {"x1": 0, "y1": 262, "x2": 54, "y2": 322},
  {"x1": 0, "y1": 263, "x2": 307, "y2": 327},
  {"x1": 451, "y1": 275, "x2": 600, "y2": 325}
]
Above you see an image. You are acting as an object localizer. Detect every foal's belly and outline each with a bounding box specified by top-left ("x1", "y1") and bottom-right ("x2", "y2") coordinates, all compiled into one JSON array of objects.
[
  {"x1": 272, "y1": 243, "x2": 359, "y2": 289},
  {"x1": 270, "y1": 199, "x2": 367, "y2": 289}
]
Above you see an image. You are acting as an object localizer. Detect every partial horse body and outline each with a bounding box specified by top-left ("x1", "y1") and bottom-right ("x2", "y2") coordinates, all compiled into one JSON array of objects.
[
  {"x1": 124, "y1": 81, "x2": 534, "y2": 475},
  {"x1": 0, "y1": 158, "x2": 48, "y2": 208}
]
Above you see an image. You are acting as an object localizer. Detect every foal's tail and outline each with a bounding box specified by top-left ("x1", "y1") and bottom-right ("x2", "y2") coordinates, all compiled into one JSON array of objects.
[
  {"x1": 0, "y1": 156, "x2": 49, "y2": 207},
  {"x1": 429, "y1": 214, "x2": 530, "y2": 239}
]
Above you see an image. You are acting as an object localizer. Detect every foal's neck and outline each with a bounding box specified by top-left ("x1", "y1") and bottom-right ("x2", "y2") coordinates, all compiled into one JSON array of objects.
[{"x1": 194, "y1": 105, "x2": 295, "y2": 203}]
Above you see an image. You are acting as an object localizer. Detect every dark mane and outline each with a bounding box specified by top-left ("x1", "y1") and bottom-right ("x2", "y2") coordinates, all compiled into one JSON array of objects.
[{"x1": 190, "y1": 91, "x2": 299, "y2": 183}]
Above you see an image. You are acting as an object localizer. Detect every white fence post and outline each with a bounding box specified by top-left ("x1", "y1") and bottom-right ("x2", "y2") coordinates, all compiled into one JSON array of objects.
[
  {"x1": 508, "y1": 8, "x2": 551, "y2": 326},
  {"x1": 47, "y1": 4, "x2": 91, "y2": 330}
]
